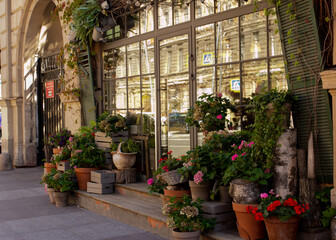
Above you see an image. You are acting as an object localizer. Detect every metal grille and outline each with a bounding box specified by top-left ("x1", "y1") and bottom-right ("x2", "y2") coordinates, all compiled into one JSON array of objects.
[{"x1": 41, "y1": 54, "x2": 63, "y2": 138}]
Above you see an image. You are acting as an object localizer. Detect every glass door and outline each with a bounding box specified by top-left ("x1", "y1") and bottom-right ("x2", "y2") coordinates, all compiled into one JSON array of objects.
[{"x1": 159, "y1": 32, "x2": 191, "y2": 157}]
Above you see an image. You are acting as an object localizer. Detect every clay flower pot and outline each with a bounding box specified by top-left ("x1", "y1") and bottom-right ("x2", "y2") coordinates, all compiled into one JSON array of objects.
[
  {"x1": 189, "y1": 181, "x2": 211, "y2": 201},
  {"x1": 53, "y1": 148, "x2": 62, "y2": 154},
  {"x1": 164, "y1": 188, "x2": 191, "y2": 204},
  {"x1": 54, "y1": 191, "x2": 69, "y2": 207},
  {"x1": 75, "y1": 167, "x2": 99, "y2": 191},
  {"x1": 172, "y1": 229, "x2": 200, "y2": 240},
  {"x1": 44, "y1": 162, "x2": 56, "y2": 174},
  {"x1": 232, "y1": 202, "x2": 266, "y2": 240},
  {"x1": 264, "y1": 215, "x2": 300, "y2": 240}
]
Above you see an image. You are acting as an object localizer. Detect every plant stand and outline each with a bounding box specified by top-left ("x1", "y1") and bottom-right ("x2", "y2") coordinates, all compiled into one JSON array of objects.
[{"x1": 112, "y1": 168, "x2": 136, "y2": 183}]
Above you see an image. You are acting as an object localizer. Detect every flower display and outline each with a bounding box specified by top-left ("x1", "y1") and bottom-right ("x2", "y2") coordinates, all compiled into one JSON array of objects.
[
  {"x1": 46, "y1": 129, "x2": 72, "y2": 148},
  {"x1": 154, "y1": 151, "x2": 184, "y2": 175},
  {"x1": 247, "y1": 190, "x2": 309, "y2": 222},
  {"x1": 162, "y1": 195, "x2": 215, "y2": 232},
  {"x1": 96, "y1": 112, "x2": 127, "y2": 137}
]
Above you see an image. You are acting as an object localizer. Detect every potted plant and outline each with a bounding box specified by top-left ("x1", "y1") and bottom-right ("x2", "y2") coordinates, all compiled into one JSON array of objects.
[
  {"x1": 96, "y1": 112, "x2": 127, "y2": 137},
  {"x1": 248, "y1": 191, "x2": 309, "y2": 240},
  {"x1": 147, "y1": 177, "x2": 167, "y2": 206},
  {"x1": 162, "y1": 195, "x2": 215, "y2": 240},
  {"x1": 111, "y1": 139, "x2": 140, "y2": 170},
  {"x1": 47, "y1": 129, "x2": 72, "y2": 154},
  {"x1": 178, "y1": 144, "x2": 217, "y2": 201},
  {"x1": 40, "y1": 169, "x2": 58, "y2": 204},
  {"x1": 69, "y1": 132, "x2": 105, "y2": 191},
  {"x1": 48, "y1": 169, "x2": 75, "y2": 207},
  {"x1": 185, "y1": 92, "x2": 235, "y2": 132}
]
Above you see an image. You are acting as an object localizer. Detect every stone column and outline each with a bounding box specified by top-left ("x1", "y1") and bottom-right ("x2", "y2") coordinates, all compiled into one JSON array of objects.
[{"x1": 321, "y1": 70, "x2": 336, "y2": 208}]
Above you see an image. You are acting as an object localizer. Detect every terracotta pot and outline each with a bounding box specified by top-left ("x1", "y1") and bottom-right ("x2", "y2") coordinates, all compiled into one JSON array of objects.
[
  {"x1": 54, "y1": 191, "x2": 69, "y2": 207},
  {"x1": 74, "y1": 167, "x2": 99, "y2": 191},
  {"x1": 112, "y1": 143, "x2": 136, "y2": 170},
  {"x1": 189, "y1": 181, "x2": 211, "y2": 201},
  {"x1": 164, "y1": 188, "x2": 191, "y2": 204},
  {"x1": 47, "y1": 187, "x2": 55, "y2": 204},
  {"x1": 232, "y1": 202, "x2": 266, "y2": 240},
  {"x1": 219, "y1": 185, "x2": 232, "y2": 203},
  {"x1": 53, "y1": 148, "x2": 62, "y2": 154},
  {"x1": 266, "y1": 102, "x2": 291, "y2": 128},
  {"x1": 172, "y1": 229, "x2": 200, "y2": 240},
  {"x1": 264, "y1": 216, "x2": 300, "y2": 240},
  {"x1": 44, "y1": 162, "x2": 56, "y2": 174}
]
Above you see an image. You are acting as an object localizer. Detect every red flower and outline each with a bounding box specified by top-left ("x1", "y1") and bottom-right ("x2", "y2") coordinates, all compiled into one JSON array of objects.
[
  {"x1": 294, "y1": 205, "x2": 304, "y2": 215},
  {"x1": 255, "y1": 212, "x2": 264, "y2": 221},
  {"x1": 252, "y1": 207, "x2": 258, "y2": 215},
  {"x1": 246, "y1": 206, "x2": 253, "y2": 213},
  {"x1": 284, "y1": 198, "x2": 298, "y2": 207}
]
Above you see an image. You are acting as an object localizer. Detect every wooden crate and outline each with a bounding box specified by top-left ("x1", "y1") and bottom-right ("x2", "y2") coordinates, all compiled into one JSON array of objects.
[
  {"x1": 56, "y1": 161, "x2": 71, "y2": 172},
  {"x1": 91, "y1": 170, "x2": 116, "y2": 184},
  {"x1": 87, "y1": 182, "x2": 114, "y2": 194}
]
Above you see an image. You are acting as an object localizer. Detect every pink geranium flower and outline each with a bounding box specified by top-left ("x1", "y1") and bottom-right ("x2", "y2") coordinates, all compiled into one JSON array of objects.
[
  {"x1": 217, "y1": 115, "x2": 223, "y2": 120},
  {"x1": 194, "y1": 171, "x2": 204, "y2": 184},
  {"x1": 217, "y1": 92, "x2": 222, "y2": 98},
  {"x1": 147, "y1": 178, "x2": 154, "y2": 185},
  {"x1": 260, "y1": 193, "x2": 269, "y2": 198},
  {"x1": 231, "y1": 154, "x2": 238, "y2": 161}
]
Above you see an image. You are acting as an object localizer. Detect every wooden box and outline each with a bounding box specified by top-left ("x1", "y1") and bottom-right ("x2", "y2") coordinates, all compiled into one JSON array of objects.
[
  {"x1": 91, "y1": 170, "x2": 116, "y2": 184},
  {"x1": 56, "y1": 161, "x2": 71, "y2": 172},
  {"x1": 87, "y1": 182, "x2": 114, "y2": 194}
]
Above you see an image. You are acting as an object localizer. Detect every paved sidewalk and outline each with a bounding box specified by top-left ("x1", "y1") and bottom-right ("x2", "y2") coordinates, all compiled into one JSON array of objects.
[{"x1": 0, "y1": 167, "x2": 166, "y2": 240}]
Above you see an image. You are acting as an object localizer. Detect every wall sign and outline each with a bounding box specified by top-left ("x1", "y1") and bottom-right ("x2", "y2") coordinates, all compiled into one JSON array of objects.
[
  {"x1": 230, "y1": 79, "x2": 240, "y2": 92},
  {"x1": 202, "y1": 52, "x2": 213, "y2": 65},
  {"x1": 45, "y1": 81, "x2": 54, "y2": 98}
]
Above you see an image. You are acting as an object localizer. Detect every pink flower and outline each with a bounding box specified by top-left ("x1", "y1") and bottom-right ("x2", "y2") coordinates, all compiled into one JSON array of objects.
[
  {"x1": 217, "y1": 92, "x2": 222, "y2": 98},
  {"x1": 194, "y1": 171, "x2": 204, "y2": 184},
  {"x1": 217, "y1": 115, "x2": 223, "y2": 120},
  {"x1": 147, "y1": 178, "x2": 154, "y2": 185},
  {"x1": 248, "y1": 141, "x2": 254, "y2": 147},
  {"x1": 163, "y1": 166, "x2": 169, "y2": 172},
  {"x1": 76, "y1": 150, "x2": 82, "y2": 153},
  {"x1": 232, "y1": 144, "x2": 236, "y2": 147},
  {"x1": 69, "y1": 137, "x2": 73, "y2": 142},
  {"x1": 187, "y1": 161, "x2": 193, "y2": 166},
  {"x1": 231, "y1": 154, "x2": 238, "y2": 161},
  {"x1": 276, "y1": 194, "x2": 280, "y2": 197},
  {"x1": 241, "y1": 152, "x2": 246, "y2": 156},
  {"x1": 260, "y1": 193, "x2": 269, "y2": 198},
  {"x1": 74, "y1": 166, "x2": 77, "y2": 169},
  {"x1": 238, "y1": 145, "x2": 243, "y2": 150},
  {"x1": 269, "y1": 189, "x2": 275, "y2": 195},
  {"x1": 264, "y1": 168, "x2": 270, "y2": 173}
]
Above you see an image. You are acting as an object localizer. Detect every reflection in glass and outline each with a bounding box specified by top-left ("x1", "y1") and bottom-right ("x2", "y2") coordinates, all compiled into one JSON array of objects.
[
  {"x1": 128, "y1": 77, "x2": 141, "y2": 109},
  {"x1": 216, "y1": 0, "x2": 238, "y2": 12},
  {"x1": 115, "y1": 46, "x2": 126, "y2": 78},
  {"x1": 240, "y1": 0, "x2": 253, "y2": 5},
  {"x1": 196, "y1": 0, "x2": 214, "y2": 19},
  {"x1": 270, "y1": 58, "x2": 287, "y2": 90},
  {"x1": 142, "y1": 75, "x2": 155, "y2": 114},
  {"x1": 241, "y1": 12, "x2": 267, "y2": 60},
  {"x1": 196, "y1": 24, "x2": 215, "y2": 66},
  {"x1": 140, "y1": 5, "x2": 154, "y2": 33},
  {"x1": 160, "y1": 34, "x2": 190, "y2": 157},
  {"x1": 196, "y1": 67, "x2": 216, "y2": 97},
  {"x1": 173, "y1": 1, "x2": 190, "y2": 24},
  {"x1": 242, "y1": 60, "x2": 267, "y2": 98},
  {"x1": 141, "y1": 39, "x2": 155, "y2": 74},
  {"x1": 115, "y1": 78, "x2": 127, "y2": 110},
  {"x1": 217, "y1": 64, "x2": 240, "y2": 102},
  {"x1": 158, "y1": 1, "x2": 172, "y2": 29},
  {"x1": 217, "y1": 18, "x2": 239, "y2": 64},
  {"x1": 103, "y1": 81, "x2": 115, "y2": 112},
  {"x1": 269, "y1": 11, "x2": 282, "y2": 56},
  {"x1": 127, "y1": 13, "x2": 140, "y2": 37},
  {"x1": 127, "y1": 43, "x2": 140, "y2": 76}
]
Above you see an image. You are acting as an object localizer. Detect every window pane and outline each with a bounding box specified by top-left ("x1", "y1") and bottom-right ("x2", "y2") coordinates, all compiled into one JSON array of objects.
[
  {"x1": 115, "y1": 78, "x2": 127, "y2": 109},
  {"x1": 217, "y1": 64, "x2": 240, "y2": 102},
  {"x1": 270, "y1": 58, "x2": 287, "y2": 90},
  {"x1": 127, "y1": 43, "x2": 140, "y2": 76},
  {"x1": 115, "y1": 46, "x2": 126, "y2": 78},
  {"x1": 242, "y1": 60, "x2": 267, "y2": 98},
  {"x1": 127, "y1": 13, "x2": 140, "y2": 37},
  {"x1": 158, "y1": 1, "x2": 172, "y2": 29},
  {"x1": 216, "y1": 0, "x2": 238, "y2": 13},
  {"x1": 197, "y1": 67, "x2": 216, "y2": 97},
  {"x1": 142, "y1": 75, "x2": 156, "y2": 135},
  {"x1": 140, "y1": 4, "x2": 154, "y2": 33},
  {"x1": 141, "y1": 39, "x2": 155, "y2": 74},
  {"x1": 217, "y1": 18, "x2": 239, "y2": 64},
  {"x1": 103, "y1": 81, "x2": 114, "y2": 112},
  {"x1": 196, "y1": 0, "x2": 214, "y2": 19},
  {"x1": 174, "y1": 1, "x2": 190, "y2": 25},
  {"x1": 269, "y1": 10, "x2": 282, "y2": 56},
  {"x1": 240, "y1": 0, "x2": 254, "y2": 5},
  {"x1": 103, "y1": 49, "x2": 115, "y2": 80},
  {"x1": 196, "y1": 24, "x2": 215, "y2": 66},
  {"x1": 128, "y1": 77, "x2": 141, "y2": 109},
  {"x1": 241, "y1": 11, "x2": 267, "y2": 60}
]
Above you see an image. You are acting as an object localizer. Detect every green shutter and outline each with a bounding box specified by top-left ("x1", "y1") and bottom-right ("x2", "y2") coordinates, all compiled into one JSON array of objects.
[
  {"x1": 77, "y1": 48, "x2": 96, "y2": 126},
  {"x1": 277, "y1": 0, "x2": 333, "y2": 183}
]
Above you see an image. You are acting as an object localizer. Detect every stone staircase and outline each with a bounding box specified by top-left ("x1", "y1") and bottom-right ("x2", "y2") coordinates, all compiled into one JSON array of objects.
[{"x1": 69, "y1": 182, "x2": 242, "y2": 240}]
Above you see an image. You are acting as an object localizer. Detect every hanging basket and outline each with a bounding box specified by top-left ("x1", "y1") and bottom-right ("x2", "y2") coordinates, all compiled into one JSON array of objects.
[{"x1": 160, "y1": 170, "x2": 186, "y2": 186}]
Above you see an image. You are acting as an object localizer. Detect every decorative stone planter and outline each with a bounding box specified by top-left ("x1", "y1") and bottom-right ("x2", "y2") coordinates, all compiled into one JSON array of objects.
[
  {"x1": 54, "y1": 191, "x2": 69, "y2": 207},
  {"x1": 172, "y1": 229, "x2": 200, "y2": 240},
  {"x1": 112, "y1": 143, "x2": 136, "y2": 170}
]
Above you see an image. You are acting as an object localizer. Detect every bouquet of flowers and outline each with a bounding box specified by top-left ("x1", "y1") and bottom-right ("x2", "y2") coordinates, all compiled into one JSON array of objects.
[
  {"x1": 247, "y1": 190, "x2": 309, "y2": 222},
  {"x1": 96, "y1": 112, "x2": 127, "y2": 137},
  {"x1": 47, "y1": 129, "x2": 72, "y2": 148}
]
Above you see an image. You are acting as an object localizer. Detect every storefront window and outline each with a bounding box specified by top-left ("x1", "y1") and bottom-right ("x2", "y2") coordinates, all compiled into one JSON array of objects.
[
  {"x1": 216, "y1": 0, "x2": 238, "y2": 12},
  {"x1": 217, "y1": 18, "x2": 239, "y2": 64},
  {"x1": 196, "y1": 0, "x2": 214, "y2": 19},
  {"x1": 140, "y1": 5, "x2": 154, "y2": 33},
  {"x1": 196, "y1": 24, "x2": 215, "y2": 67}
]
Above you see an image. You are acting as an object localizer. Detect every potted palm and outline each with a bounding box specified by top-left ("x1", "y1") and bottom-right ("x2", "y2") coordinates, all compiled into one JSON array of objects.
[
  {"x1": 69, "y1": 132, "x2": 105, "y2": 191},
  {"x1": 111, "y1": 139, "x2": 140, "y2": 170},
  {"x1": 162, "y1": 195, "x2": 215, "y2": 240},
  {"x1": 48, "y1": 169, "x2": 75, "y2": 207},
  {"x1": 248, "y1": 191, "x2": 309, "y2": 240}
]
